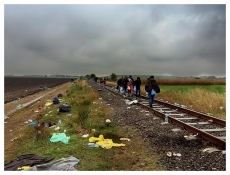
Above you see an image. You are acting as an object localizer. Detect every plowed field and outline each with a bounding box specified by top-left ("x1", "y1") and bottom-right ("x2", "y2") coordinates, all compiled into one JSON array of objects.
[{"x1": 4, "y1": 77, "x2": 75, "y2": 104}]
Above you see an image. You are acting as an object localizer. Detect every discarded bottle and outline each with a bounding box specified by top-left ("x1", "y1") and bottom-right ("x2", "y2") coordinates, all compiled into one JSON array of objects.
[
  {"x1": 165, "y1": 113, "x2": 169, "y2": 123},
  {"x1": 87, "y1": 143, "x2": 99, "y2": 147},
  {"x1": 58, "y1": 119, "x2": 62, "y2": 127}
]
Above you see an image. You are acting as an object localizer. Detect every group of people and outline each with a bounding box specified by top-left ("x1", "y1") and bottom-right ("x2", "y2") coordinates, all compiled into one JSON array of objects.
[
  {"x1": 116, "y1": 75, "x2": 141, "y2": 99},
  {"x1": 117, "y1": 75, "x2": 159, "y2": 108}
]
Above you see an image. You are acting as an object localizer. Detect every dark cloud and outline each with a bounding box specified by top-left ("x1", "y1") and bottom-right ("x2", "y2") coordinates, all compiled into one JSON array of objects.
[{"x1": 4, "y1": 4, "x2": 226, "y2": 77}]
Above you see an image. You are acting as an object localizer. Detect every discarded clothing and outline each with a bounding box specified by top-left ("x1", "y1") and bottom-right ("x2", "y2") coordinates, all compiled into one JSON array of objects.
[
  {"x1": 89, "y1": 135, "x2": 125, "y2": 149},
  {"x1": 50, "y1": 133, "x2": 70, "y2": 144},
  {"x1": 4, "y1": 153, "x2": 55, "y2": 171},
  {"x1": 26, "y1": 156, "x2": 79, "y2": 171}
]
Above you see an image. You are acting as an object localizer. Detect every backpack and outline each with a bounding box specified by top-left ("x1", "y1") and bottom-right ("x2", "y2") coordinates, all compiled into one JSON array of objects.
[
  {"x1": 154, "y1": 84, "x2": 160, "y2": 93},
  {"x1": 59, "y1": 104, "x2": 71, "y2": 112},
  {"x1": 53, "y1": 97, "x2": 60, "y2": 104}
]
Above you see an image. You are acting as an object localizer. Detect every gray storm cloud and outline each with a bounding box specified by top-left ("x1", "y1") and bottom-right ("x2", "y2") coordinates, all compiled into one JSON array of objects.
[{"x1": 4, "y1": 4, "x2": 226, "y2": 77}]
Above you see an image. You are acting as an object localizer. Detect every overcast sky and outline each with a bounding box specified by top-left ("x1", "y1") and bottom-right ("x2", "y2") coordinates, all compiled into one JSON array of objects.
[{"x1": 4, "y1": 3, "x2": 226, "y2": 77}]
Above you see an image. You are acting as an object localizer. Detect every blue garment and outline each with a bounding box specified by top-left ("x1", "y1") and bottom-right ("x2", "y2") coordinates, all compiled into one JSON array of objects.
[
  {"x1": 147, "y1": 91, "x2": 155, "y2": 107},
  {"x1": 122, "y1": 86, "x2": 127, "y2": 96},
  {"x1": 135, "y1": 86, "x2": 141, "y2": 97}
]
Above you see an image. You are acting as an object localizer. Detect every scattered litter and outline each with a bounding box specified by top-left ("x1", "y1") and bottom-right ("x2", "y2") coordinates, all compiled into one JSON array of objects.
[
  {"x1": 82, "y1": 134, "x2": 89, "y2": 138},
  {"x1": 171, "y1": 128, "x2": 181, "y2": 132},
  {"x1": 89, "y1": 134, "x2": 125, "y2": 149},
  {"x1": 222, "y1": 150, "x2": 226, "y2": 154},
  {"x1": 99, "y1": 98, "x2": 102, "y2": 100},
  {"x1": 145, "y1": 111, "x2": 149, "y2": 113},
  {"x1": 34, "y1": 110, "x2": 39, "y2": 113},
  {"x1": 145, "y1": 113, "x2": 149, "y2": 116},
  {"x1": 55, "y1": 126, "x2": 60, "y2": 130},
  {"x1": 24, "y1": 121, "x2": 28, "y2": 124},
  {"x1": 107, "y1": 104, "x2": 110, "y2": 106},
  {"x1": 10, "y1": 130, "x2": 12, "y2": 132},
  {"x1": 28, "y1": 119, "x2": 33, "y2": 122},
  {"x1": 91, "y1": 129, "x2": 96, "y2": 132},
  {"x1": 167, "y1": 152, "x2": 172, "y2": 157},
  {"x1": 184, "y1": 134, "x2": 197, "y2": 140},
  {"x1": 127, "y1": 107, "x2": 131, "y2": 109},
  {"x1": 98, "y1": 89, "x2": 102, "y2": 91},
  {"x1": 202, "y1": 147, "x2": 221, "y2": 153},
  {"x1": 106, "y1": 119, "x2": 111, "y2": 123},
  {"x1": 176, "y1": 153, "x2": 182, "y2": 157},
  {"x1": 120, "y1": 138, "x2": 130, "y2": 141},
  {"x1": 29, "y1": 121, "x2": 37, "y2": 126},
  {"x1": 45, "y1": 102, "x2": 53, "y2": 107},
  {"x1": 66, "y1": 114, "x2": 72, "y2": 116},
  {"x1": 93, "y1": 102, "x2": 96, "y2": 104},
  {"x1": 17, "y1": 104, "x2": 23, "y2": 109},
  {"x1": 87, "y1": 143, "x2": 100, "y2": 147},
  {"x1": 50, "y1": 133, "x2": 70, "y2": 144},
  {"x1": 125, "y1": 100, "x2": 138, "y2": 105}
]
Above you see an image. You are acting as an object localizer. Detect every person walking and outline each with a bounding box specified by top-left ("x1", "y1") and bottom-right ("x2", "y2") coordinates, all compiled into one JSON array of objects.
[
  {"x1": 121, "y1": 76, "x2": 128, "y2": 97},
  {"x1": 103, "y1": 78, "x2": 106, "y2": 87},
  {"x1": 145, "y1": 76, "x2": 159, "y2": 107},
  {"x1": 127, "y1": 75, "x2": 134, "y2": 97},
  {"x1": 134, "y1": 77, "x2": 141, "y2": 99},
  {"x1": 117, "y1": 77, "x2": 123, "y2": 93}
]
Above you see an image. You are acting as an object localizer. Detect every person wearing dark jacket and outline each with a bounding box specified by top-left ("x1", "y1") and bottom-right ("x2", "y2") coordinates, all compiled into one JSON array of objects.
[
  {"x1": 134, "y1": 77, "x2": 141, "y2": 99},
  {"x1": 121, "y1": 76, "x2": 128, "y2": 97},
  {"x1": 145, "y1": 75, "x2": 159, "y2": 107},
  {"x1": 117, "y1": 77, "x2": 123, "y2": 92}
]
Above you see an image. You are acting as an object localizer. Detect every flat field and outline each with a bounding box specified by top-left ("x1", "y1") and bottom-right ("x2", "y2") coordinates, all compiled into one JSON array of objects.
[{"x1": 4, "y1": 77, "x2": 75, "y2": 104}]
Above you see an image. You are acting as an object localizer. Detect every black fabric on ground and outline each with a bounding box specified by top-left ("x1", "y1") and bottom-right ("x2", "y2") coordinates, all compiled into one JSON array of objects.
[{"x1": 4, "y1": 153, "x2": 55, "y2": 171}]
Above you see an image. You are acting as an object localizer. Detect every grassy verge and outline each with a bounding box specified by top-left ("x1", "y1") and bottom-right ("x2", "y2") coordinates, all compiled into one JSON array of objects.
[{"x1": 5, "y1": 79, "x2": 165, "y2": 171}]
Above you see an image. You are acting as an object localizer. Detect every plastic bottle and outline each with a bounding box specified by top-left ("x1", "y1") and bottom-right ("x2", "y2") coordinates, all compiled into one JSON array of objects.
[
  {"x1": 165, "y1": 113, "x2": 169, "y2": 123},
  {"x1": 58, "y1": 119, "x2": 62, "y2": 127},
  {"x1": 87, "y1": 143, "x2": 99, "y2": 147}
]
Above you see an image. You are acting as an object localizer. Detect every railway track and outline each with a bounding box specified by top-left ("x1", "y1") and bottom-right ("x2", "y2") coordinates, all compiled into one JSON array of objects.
[{"x1": 99, "y1": 83, "x2": 226, "y2": 149}]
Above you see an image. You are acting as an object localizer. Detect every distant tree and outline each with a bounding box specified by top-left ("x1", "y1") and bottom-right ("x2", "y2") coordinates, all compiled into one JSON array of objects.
[
  {"x1": 85, "y1": 74, "x2": 90, "y2": 79},
  {"x1": 110, "y1": 73, "x2": 117, "y2": 81},
  {"x1": 90, "y1": 74, "x2": 96, "y2": 79}
]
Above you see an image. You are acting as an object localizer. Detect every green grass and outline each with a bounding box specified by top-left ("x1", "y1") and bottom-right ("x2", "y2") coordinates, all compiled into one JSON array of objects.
[{"x1": 160, "y1": 85, "x2": 226, "y2": 94}]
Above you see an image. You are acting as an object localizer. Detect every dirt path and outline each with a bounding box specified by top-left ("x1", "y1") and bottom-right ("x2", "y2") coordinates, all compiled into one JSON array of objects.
[{"x1": 4, "y1": 82, "x2": 72, "y2": 157}]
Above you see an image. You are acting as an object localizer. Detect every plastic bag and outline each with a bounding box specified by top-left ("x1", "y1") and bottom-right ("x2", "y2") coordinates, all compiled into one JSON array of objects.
[{"x1": 151, "y1": 89, "x2": 156, "y2": 96}]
